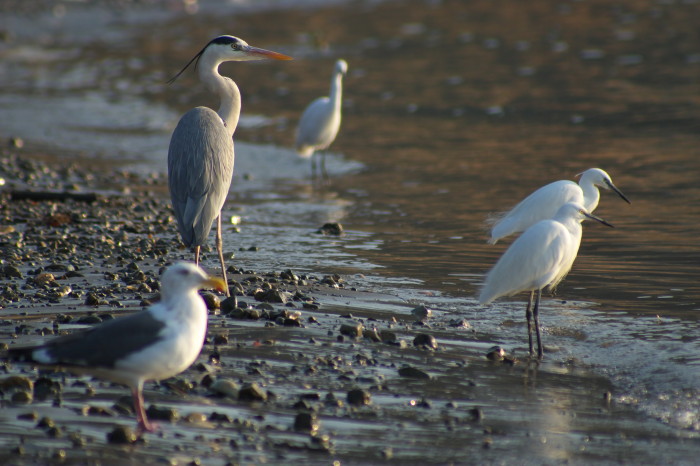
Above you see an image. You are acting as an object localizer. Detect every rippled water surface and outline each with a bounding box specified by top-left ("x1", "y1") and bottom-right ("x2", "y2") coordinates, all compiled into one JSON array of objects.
[{"x1": 2, "y1": 0, "x2": 700, "y2": 457}]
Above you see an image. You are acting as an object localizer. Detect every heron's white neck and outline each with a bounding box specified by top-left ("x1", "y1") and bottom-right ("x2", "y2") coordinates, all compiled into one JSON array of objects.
[
  {"x1": 329, "y1": 70, "x2": 344, "y2": 110},
  {"x1": 578, "y1": 175, "x2": 601, "y2": 211},
  {"x1": 198, "y1": 55, "x2": 241, "y2": 137}
]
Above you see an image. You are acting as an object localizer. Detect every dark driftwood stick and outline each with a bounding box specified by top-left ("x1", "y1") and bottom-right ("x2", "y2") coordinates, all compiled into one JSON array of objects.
[{"x1": 8, "y1": 190, "x2": 99, "y2": 203}]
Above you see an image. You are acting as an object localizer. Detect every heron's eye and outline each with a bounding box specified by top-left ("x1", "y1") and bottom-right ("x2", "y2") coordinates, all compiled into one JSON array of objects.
[{"x1": 231, "y1": 42, "x2": 241, "y2": 51}]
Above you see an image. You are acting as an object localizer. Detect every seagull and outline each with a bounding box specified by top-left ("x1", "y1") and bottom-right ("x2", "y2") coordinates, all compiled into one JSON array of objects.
[{"x1": 6, "y1": 262, "x2": 225, "y2": 433}]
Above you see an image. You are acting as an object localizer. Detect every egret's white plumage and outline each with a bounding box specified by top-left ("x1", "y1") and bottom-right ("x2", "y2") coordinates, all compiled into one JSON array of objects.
[
  {"x1": 479, "y1": 202, "x2": 613, "y2": 358},
  {"x1": 167, "y1": 35, "x2": 292, "y2": 296},
  {"x1": 488, "y1": 168, "x2": 629, "y2": 244},
  {"x1": 7, "y1": 263, "x2": 226, "y2": 432},
  {"x1": 295, "y1": 59, "x2": 348, "y2": 177}
]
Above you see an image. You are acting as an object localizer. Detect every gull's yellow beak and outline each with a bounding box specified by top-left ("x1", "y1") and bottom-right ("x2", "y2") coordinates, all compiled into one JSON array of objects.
[{"x1": 203, "y1": 277, "x2": 227, "y2": 293}]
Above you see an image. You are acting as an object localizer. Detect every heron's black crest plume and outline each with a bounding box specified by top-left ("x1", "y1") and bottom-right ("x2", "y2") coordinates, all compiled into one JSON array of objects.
[{"x1": 166, "y1": 35, "x2": 240, "y2": 85}]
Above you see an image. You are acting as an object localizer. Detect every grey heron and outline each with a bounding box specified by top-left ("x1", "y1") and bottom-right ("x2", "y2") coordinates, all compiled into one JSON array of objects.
[
  {"x1": 167, "y1": 35, "x2": 291, "y2": 296},
  {"x1": 295, "y1": 59, "x2": 348, "y2": 179},
  {"x1": 7, "y1": 262, "x2": 226, "y2": 433},
  {"x1": 487, "y1": 168, "x2": 630, "y2": 244},
  {"x1": 479, "y1": 203, "x2": 613, "y2": 358}
]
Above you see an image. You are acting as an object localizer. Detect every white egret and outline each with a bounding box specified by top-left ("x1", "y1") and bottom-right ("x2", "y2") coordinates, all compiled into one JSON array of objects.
[
  {"x1": 295, "y1": 59, "x2": 348, "y2": 178},
  {"x1": 479, "y1": 202, "x2": 613, "y2": 358},
  {"x1": 7, "y1": 263, "x2": 226, "y2": 433},
  {"x1": 167, "y1": 36, "x2": 292, "y2": 296},
  {"x1": 487, "y1": 168, "x2": 629, "y2": 244}
]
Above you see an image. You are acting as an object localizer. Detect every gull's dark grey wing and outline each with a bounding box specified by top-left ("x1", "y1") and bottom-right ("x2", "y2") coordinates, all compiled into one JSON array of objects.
[{"x1": 7, "y1": 310, "x2": 166, "y2": 369}]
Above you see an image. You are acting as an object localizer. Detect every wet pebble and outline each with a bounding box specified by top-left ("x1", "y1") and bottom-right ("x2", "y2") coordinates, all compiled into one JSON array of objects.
[
  {"x1": 107, "y1": 425, "x2": 138, "y2": 444},
  {"x1": 317, "y1": 222, "x2": 343, "y2": 236},
  {"x1": 254, "y1": 288, "x2": 290, "y2": 304},
  {"x1": 339, "y1": 322, "x2": 363, "y2": 338},
  {"x1": 210, "y1": 378, "x2": 240, "y2": 398},
  {"x1": 184, "y1": 412, "x2": 208, "y2": 424},
  {"x1": 411, "y1": 304, "x2": 433, "y2": 322},
  {"x1": 413, "y1": 333, "x2": 438, "y2": 350},
  {"x1": 398, "y1": 366, "x2": 432, "y2": 379},
  {"x1": 486, "y1": 346, "x2": 506, "y2": 361},
  {"x1": 1, "y1": 265, "x2": 22, "y2": 279},
  {"x1": 238, "y1": 383, "x2": 267, "y2": 402},
  {"x1": 379, "y1": 330, "x2": 397, "y2": 343},
  {"x1": 1, "y1": 375, "x2": 33, "y2": 392},
  {"x1": 220, "y1": 295, "x2": 238, "y2": 314},
  {"x1": 34, "y1": 377, "x2": 62, "y2": 401},
  {"x1": 362, "y1": 327, "x2": 381, "y2": 342},
  {"x1": 146, "y1": 405, "x2": 180, "y2": 422},
  {"x1": 201, "y1": 292, "x2": 220, "y2": 311},
  {"x1": 77, "y1": 314, "x2": 102, "y2": 325},
  {"x1": 11, "y1": 391, "x2": 33, "y2": 404},
  {"x1": 293, "y1": 412, "x2": 319, "y2": 433},
  {"x1": 449, "y1": 318, "x2": 471, "y2": 328},
  {"x1": 346, "y1": 388, "x2": 371, "y2": 406}
]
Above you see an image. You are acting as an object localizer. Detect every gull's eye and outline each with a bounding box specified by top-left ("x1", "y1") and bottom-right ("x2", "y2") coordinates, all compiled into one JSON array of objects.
[{"x1": 177, "y1": 268, "x2": 189, "y2": 276}]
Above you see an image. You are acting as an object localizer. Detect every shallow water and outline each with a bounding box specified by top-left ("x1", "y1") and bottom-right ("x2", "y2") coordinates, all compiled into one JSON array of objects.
[{"x1": 2, "y1": 0, "x2": 700, "y2": 460}]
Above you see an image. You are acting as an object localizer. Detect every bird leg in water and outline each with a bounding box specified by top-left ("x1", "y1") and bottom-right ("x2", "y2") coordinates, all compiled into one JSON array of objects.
[
  {"x1": 215, "y1": 215, "x2": 231, "y2": 297},
  {"x1": 133, "y1": 385, "x2": 156, "y2": 433},
  {"x1": 525, "y1": 291, "x2": 534, "y2": 356},
  {"x1": 533, "y1": 289, "x2": 543, "y2": 359}
]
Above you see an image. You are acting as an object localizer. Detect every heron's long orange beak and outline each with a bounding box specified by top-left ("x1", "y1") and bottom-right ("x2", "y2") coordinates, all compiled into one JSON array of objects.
[{"x1": 246, "y1": 46, "x2": 293, "y2": 60}]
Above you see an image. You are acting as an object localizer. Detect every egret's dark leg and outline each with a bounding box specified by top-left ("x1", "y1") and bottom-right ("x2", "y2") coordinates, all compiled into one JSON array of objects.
[
  {"x1": 194, "y1": 246, "x2": 201, "y2": 266},
  {"x1": 311, "y1": 154, "x2": 318, "y2": 180},
  {"x1": 320, "y1": 152, "x2": 329, "y2": 182},
  {"x1": 215, "y1": 215, "x2": 230, "y2": 297},
  {"x1": 533, "y1": 288, "x2": 543, "y2": 359},
  {"x1": 525, "y1": 291, "x2": 534, "y2": 356}
]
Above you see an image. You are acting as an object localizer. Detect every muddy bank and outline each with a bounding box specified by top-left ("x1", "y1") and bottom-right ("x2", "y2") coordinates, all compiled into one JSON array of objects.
[{"x1": 1, "y1": 148, "x2": 698, "y2": 465}]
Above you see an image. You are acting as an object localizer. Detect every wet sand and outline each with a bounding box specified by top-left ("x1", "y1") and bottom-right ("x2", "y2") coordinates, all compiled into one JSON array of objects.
[{"x1": 1, "y1": 149, "x2": 698, "y2": 465}]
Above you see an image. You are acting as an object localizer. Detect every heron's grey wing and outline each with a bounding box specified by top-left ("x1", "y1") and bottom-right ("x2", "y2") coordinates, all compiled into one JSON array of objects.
[
  {"x1": 8, "y1": 311, "x2": 167, "y2": 369},
  {"x1": 168, "y1": 107, "x2": 235, "y2": 247}
]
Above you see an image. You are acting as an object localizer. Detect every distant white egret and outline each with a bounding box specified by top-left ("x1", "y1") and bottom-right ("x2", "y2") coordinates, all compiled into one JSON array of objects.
[
  {"x1": 295, "y1": 59, "x2": 348, "y2": 178},
  {"x1": 488, "y1": 168, "x2": 629, "y2": 244},
  {"x1": 167, "y1": 35, "x2": 291, "y2": 297},
  {"x1": 479, "y1": 202, "x2": 614, "y2": 358}
]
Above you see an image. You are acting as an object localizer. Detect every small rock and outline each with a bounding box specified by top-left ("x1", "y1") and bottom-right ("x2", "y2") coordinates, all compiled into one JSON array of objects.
[
  {"x1": 398, "y1": 366, "x2": 431, "y2": 379},
  {"x1": 238, "y1": 383, "x2": 267, "y2": 402},
  {"x1": 201, "y1": 292, "x2": 220, "y2": 311},
  {"x1": 220, "y1": 296, "x2": 238, "y2": 314},
  {"x1": 379, "y1": 330, "x2": 397, "y2": 343},
  {"x1": 362, "y1": 327, "x2": 381, "y2": 342},
  {"x1": 347, "y1": 388, "x2": 371, "y2": 406},
  {"x1": 106, "y1": 425, "x2": 137, "y2": 444},
  {"x1": 11, "y1": 391, "x2": 33, "y2": 404},
  {"x1": 1, "y1": 376, "x2": 33, "y2": 392},
  {"x1": 413, "y1": 333, "x2": 438, "y2": 350},
  {"x1": 411, "y1": 304, "x2": 433, "y2": 322},
  {"x1": 293, "y1": 412, "x2": 319, "y2": 433},
  {"x1": 317, "y1": 222, "x2": 343, "y2": 236},
  {"x1": 210, "y1": 378, "x2": 239, "y2": 398},
  {"x1": 486, "y1": 346, "x2": 506, "y2": 361},
  {"x1": 146, "y1": 405, "x2": 179, "y2": 422},
  {"x1": 77, "y1": 314, "x2": 102, "y2": 325},
  {"x1": 339, "y1": 322, "x2": 363, "y2": 338}
]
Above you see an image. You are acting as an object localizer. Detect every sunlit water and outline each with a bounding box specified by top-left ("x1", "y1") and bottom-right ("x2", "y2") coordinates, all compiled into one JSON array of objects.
[{"x1": 1, "y1": 0, "x2": 700, "y2": 437}]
